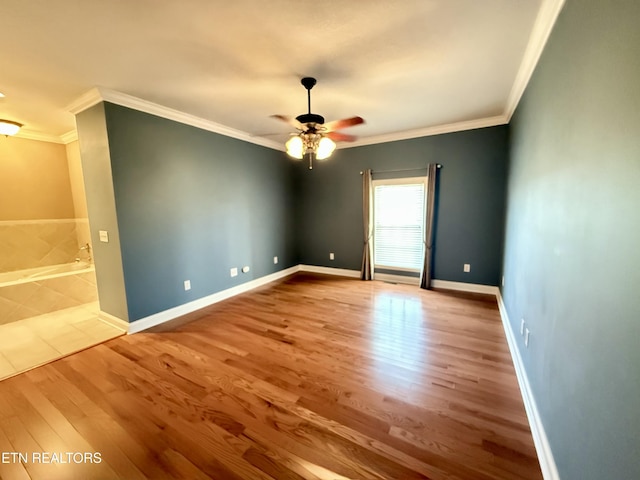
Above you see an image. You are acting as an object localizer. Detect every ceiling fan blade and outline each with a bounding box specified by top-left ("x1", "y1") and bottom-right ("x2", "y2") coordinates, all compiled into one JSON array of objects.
[
  {"x1": 323, "y1": 116, "x2": 364, "y2": 132},
  {"x1": 326, "y1": 131, "x2": 358, "y2": 142},
  {"x1": 270, "y1": 114, "x2": 305, "y2": 131}
]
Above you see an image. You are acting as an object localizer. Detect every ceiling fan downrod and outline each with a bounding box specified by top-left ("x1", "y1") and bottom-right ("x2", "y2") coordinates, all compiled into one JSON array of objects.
[
  {"x1": 301, "y1": 77, "x2": 316, "y2": 114},
  {"x1": 296, "y1": 77, "x2": 324, "y2": 126}
]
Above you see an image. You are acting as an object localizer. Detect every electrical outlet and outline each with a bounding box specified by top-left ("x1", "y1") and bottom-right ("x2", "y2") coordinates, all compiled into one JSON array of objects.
[
  {"x1": 184, "y1": 280, "x2": 191, "y2": 291},
  {"x1": 525, "y1": 328, "x2": 531, "y2": 348},
  {"x1": 329, "y1": 253, "x2": 335, "y2": 260},
  {"x1": 273, "y1": 256, "x2": 278, "y2": 264},
  {"x1": 463, "y1": 263, "x2": 471, "y2": 273},
  {"x1": 230, "y1": 267, "x2": 238, "y2": 277},
  {"x1": 242, "y1": 266, "x2": 250, "y2": 273},
  {"x1": 520, "y1": 318, "x2": 526, "y2": 336}
]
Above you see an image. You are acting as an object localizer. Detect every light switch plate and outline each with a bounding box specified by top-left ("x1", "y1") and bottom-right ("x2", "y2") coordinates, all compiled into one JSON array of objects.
[
  {"x1": 230, "y1": 268, "x2": 238, "y2": 277},
  {"x1": 99, "y1": 230, "x2": 109, "y2": 243}
]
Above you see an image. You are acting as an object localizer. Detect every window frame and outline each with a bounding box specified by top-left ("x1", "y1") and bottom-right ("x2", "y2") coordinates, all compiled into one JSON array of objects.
[{"x1": 371, "y1": 175, "x2": 428, "y2": 274}]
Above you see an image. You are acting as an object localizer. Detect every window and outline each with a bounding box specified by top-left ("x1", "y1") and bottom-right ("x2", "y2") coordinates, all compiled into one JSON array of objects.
[{"x1": 373, "y1": 177, "x2": 426, "y2": 272}]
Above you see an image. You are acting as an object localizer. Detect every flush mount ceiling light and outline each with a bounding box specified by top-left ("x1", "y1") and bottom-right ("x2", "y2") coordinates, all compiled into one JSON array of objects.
[
  {"x1": 272, "y1": 77, "x2": 364, "y2": 169},
  {"x1": 0, "y1": 120, "x2": 22, "y2": 136}
]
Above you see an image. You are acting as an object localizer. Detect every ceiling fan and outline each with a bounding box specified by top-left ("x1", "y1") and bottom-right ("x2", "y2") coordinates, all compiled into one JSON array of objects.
[{"x1": 272, "y1": 77, "x2": 364, "y2": 169}]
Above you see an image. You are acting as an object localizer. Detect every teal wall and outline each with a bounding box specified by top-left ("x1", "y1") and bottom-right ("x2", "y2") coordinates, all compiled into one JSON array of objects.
[
  {"x1": 78, "y1": 103, "x2": 509, "y2": 321},
  {"x1": 79, "y1": 103, "x2": 297, "y2": 322},
  {"x1": 503, "y1": 0, "x2": 640, "y2": 478},
  {"x1": 296, "y1": 126, "x2": 509, "y2": 286}
]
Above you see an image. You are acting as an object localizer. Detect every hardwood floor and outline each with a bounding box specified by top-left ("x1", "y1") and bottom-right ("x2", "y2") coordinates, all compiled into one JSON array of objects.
[{"x1": 0, "y1": 273, "x2": 542, "y2": 479}]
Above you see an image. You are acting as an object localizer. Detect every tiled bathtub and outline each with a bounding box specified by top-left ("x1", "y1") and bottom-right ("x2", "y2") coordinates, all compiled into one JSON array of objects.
[{"x1": 0, "y1": 262, "x2": 98, "y2": 325}]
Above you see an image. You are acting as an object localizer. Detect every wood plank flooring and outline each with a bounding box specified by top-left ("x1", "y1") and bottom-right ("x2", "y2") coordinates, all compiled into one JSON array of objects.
[{"x1": 0, "y1": 273, "x2": 543, "y2": 479}]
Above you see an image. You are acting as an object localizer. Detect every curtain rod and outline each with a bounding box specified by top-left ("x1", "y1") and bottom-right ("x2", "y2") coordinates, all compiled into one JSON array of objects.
[{"x1": 359, "y1": 164, "x2": 442, "y2": 175}]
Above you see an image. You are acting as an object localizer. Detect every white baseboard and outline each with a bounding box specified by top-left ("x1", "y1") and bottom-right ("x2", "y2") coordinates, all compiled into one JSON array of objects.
[
  {"x1": 431, "y1": 279, "x2": 499, "y2": 295},
  {"x1": 374, "y1": 272, "x2": 420, "y2": 285},
  {"x1": 98, "y1": 310, "x2": 129, "y2": 332},
  {"x1": 297, "y1": 267, "x2": 501, "y2": 294},
  {"x1": 496, "y1": 291, "x2": 559, "y2": 480},
  {"x1": 127, "y1": 266, "x2": 300, "y2": 334},
  {"x1": 298, "y1": 265, "x2": 360, "y2": 278},
  {"x1": 119, "y1": 266, "x2": 502, "y2": 334}
]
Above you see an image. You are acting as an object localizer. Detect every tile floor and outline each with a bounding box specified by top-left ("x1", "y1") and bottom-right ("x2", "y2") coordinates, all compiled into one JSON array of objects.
[{"x1": 0, "y1": 302, "x2": 125, "y2": 381}]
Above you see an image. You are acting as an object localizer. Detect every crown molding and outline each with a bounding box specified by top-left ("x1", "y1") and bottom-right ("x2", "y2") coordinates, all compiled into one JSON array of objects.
[
  {"x1": 66, "y1": 87, "x2": 283, "y2": 151},
  {"x1": 60, "y1": 130, "x2": 78, "y2": 144},
  {"x1": 62, "y1": 0, "x2": 564, "y2": 154},
  {"x1": 11, "y1": 128, "x2": 78, "y2": 145},
  {"x1": 17, "y1": 1, "x2": 564, "y2": 151},
  {"x1": 504, "y1": 0, "x2": 566, "y2": 121},
  {"x1": 13, "y1": 129, "x2": 66, "y2": 144},
  {"x1": 65, "y1": 87, "x2": 103, "y2": 115},
  {"x1": 340, "y1": 115, "x2": 508, "y2": 149}
]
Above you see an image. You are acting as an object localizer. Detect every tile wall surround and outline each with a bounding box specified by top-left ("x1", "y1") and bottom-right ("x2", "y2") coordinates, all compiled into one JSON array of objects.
[{"x1": 0, "y1": 218, "x2": 91, "y2": 273}]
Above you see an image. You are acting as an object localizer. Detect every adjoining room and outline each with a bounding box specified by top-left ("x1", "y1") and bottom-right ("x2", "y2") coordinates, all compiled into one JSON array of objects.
[{"x1": 0, "y1": 137, "x2": 124, "y2": 380}]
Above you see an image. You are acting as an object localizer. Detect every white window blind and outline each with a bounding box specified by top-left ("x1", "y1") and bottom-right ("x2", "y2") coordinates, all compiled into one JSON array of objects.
[{"x1": 373, "y1": 181, "x2": 425, "y2": 271}]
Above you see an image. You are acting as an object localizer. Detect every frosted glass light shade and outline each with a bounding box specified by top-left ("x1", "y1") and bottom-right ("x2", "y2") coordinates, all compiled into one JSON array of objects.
[
  {"x1": 0, "y1": 120, "x2": 22, "y2": 136},
  {"x1": 285, "y1": 136, "x2": 304, "y2": 159},
  {"x1": 316, "y1": 137, "x2": 336, "y2": 160}
]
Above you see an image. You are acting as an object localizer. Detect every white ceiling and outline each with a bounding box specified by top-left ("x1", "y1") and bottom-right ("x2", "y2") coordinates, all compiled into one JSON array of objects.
[{"x1": 0, "y1": 0, "x2": 564, "y2": 147}]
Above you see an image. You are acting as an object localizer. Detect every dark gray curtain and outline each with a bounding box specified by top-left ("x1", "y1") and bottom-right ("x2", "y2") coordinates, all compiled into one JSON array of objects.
[
  {"x1": 420, "y1": 163, "x2": 439, "y2": 289},
  {"x1": 360, "y1": 169, "x2": 374, "y2": 280}
]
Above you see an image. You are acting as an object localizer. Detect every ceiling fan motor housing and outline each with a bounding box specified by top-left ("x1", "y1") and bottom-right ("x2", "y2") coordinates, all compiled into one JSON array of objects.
[{"x1": 295, "y1": 113, "x2": 325, "y2": 126}]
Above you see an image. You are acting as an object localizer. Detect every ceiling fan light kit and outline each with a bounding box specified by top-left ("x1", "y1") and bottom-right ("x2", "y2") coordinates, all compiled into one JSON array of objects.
[
  {"x1": 317, "y1": 136, "x2": 337, "y2": 159},
  {"x1": 274, "y1": 77, "x2": 363, "y2": 169},
  {"x1": 286, "y1": 133, "x2": 337, "y2": 168},
  {"x1": 0, "y1": 119, "x2": 22, "y2": 136},
  {"x1": 285, "y1": 136, "x2": 304, "y2": 159}
]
